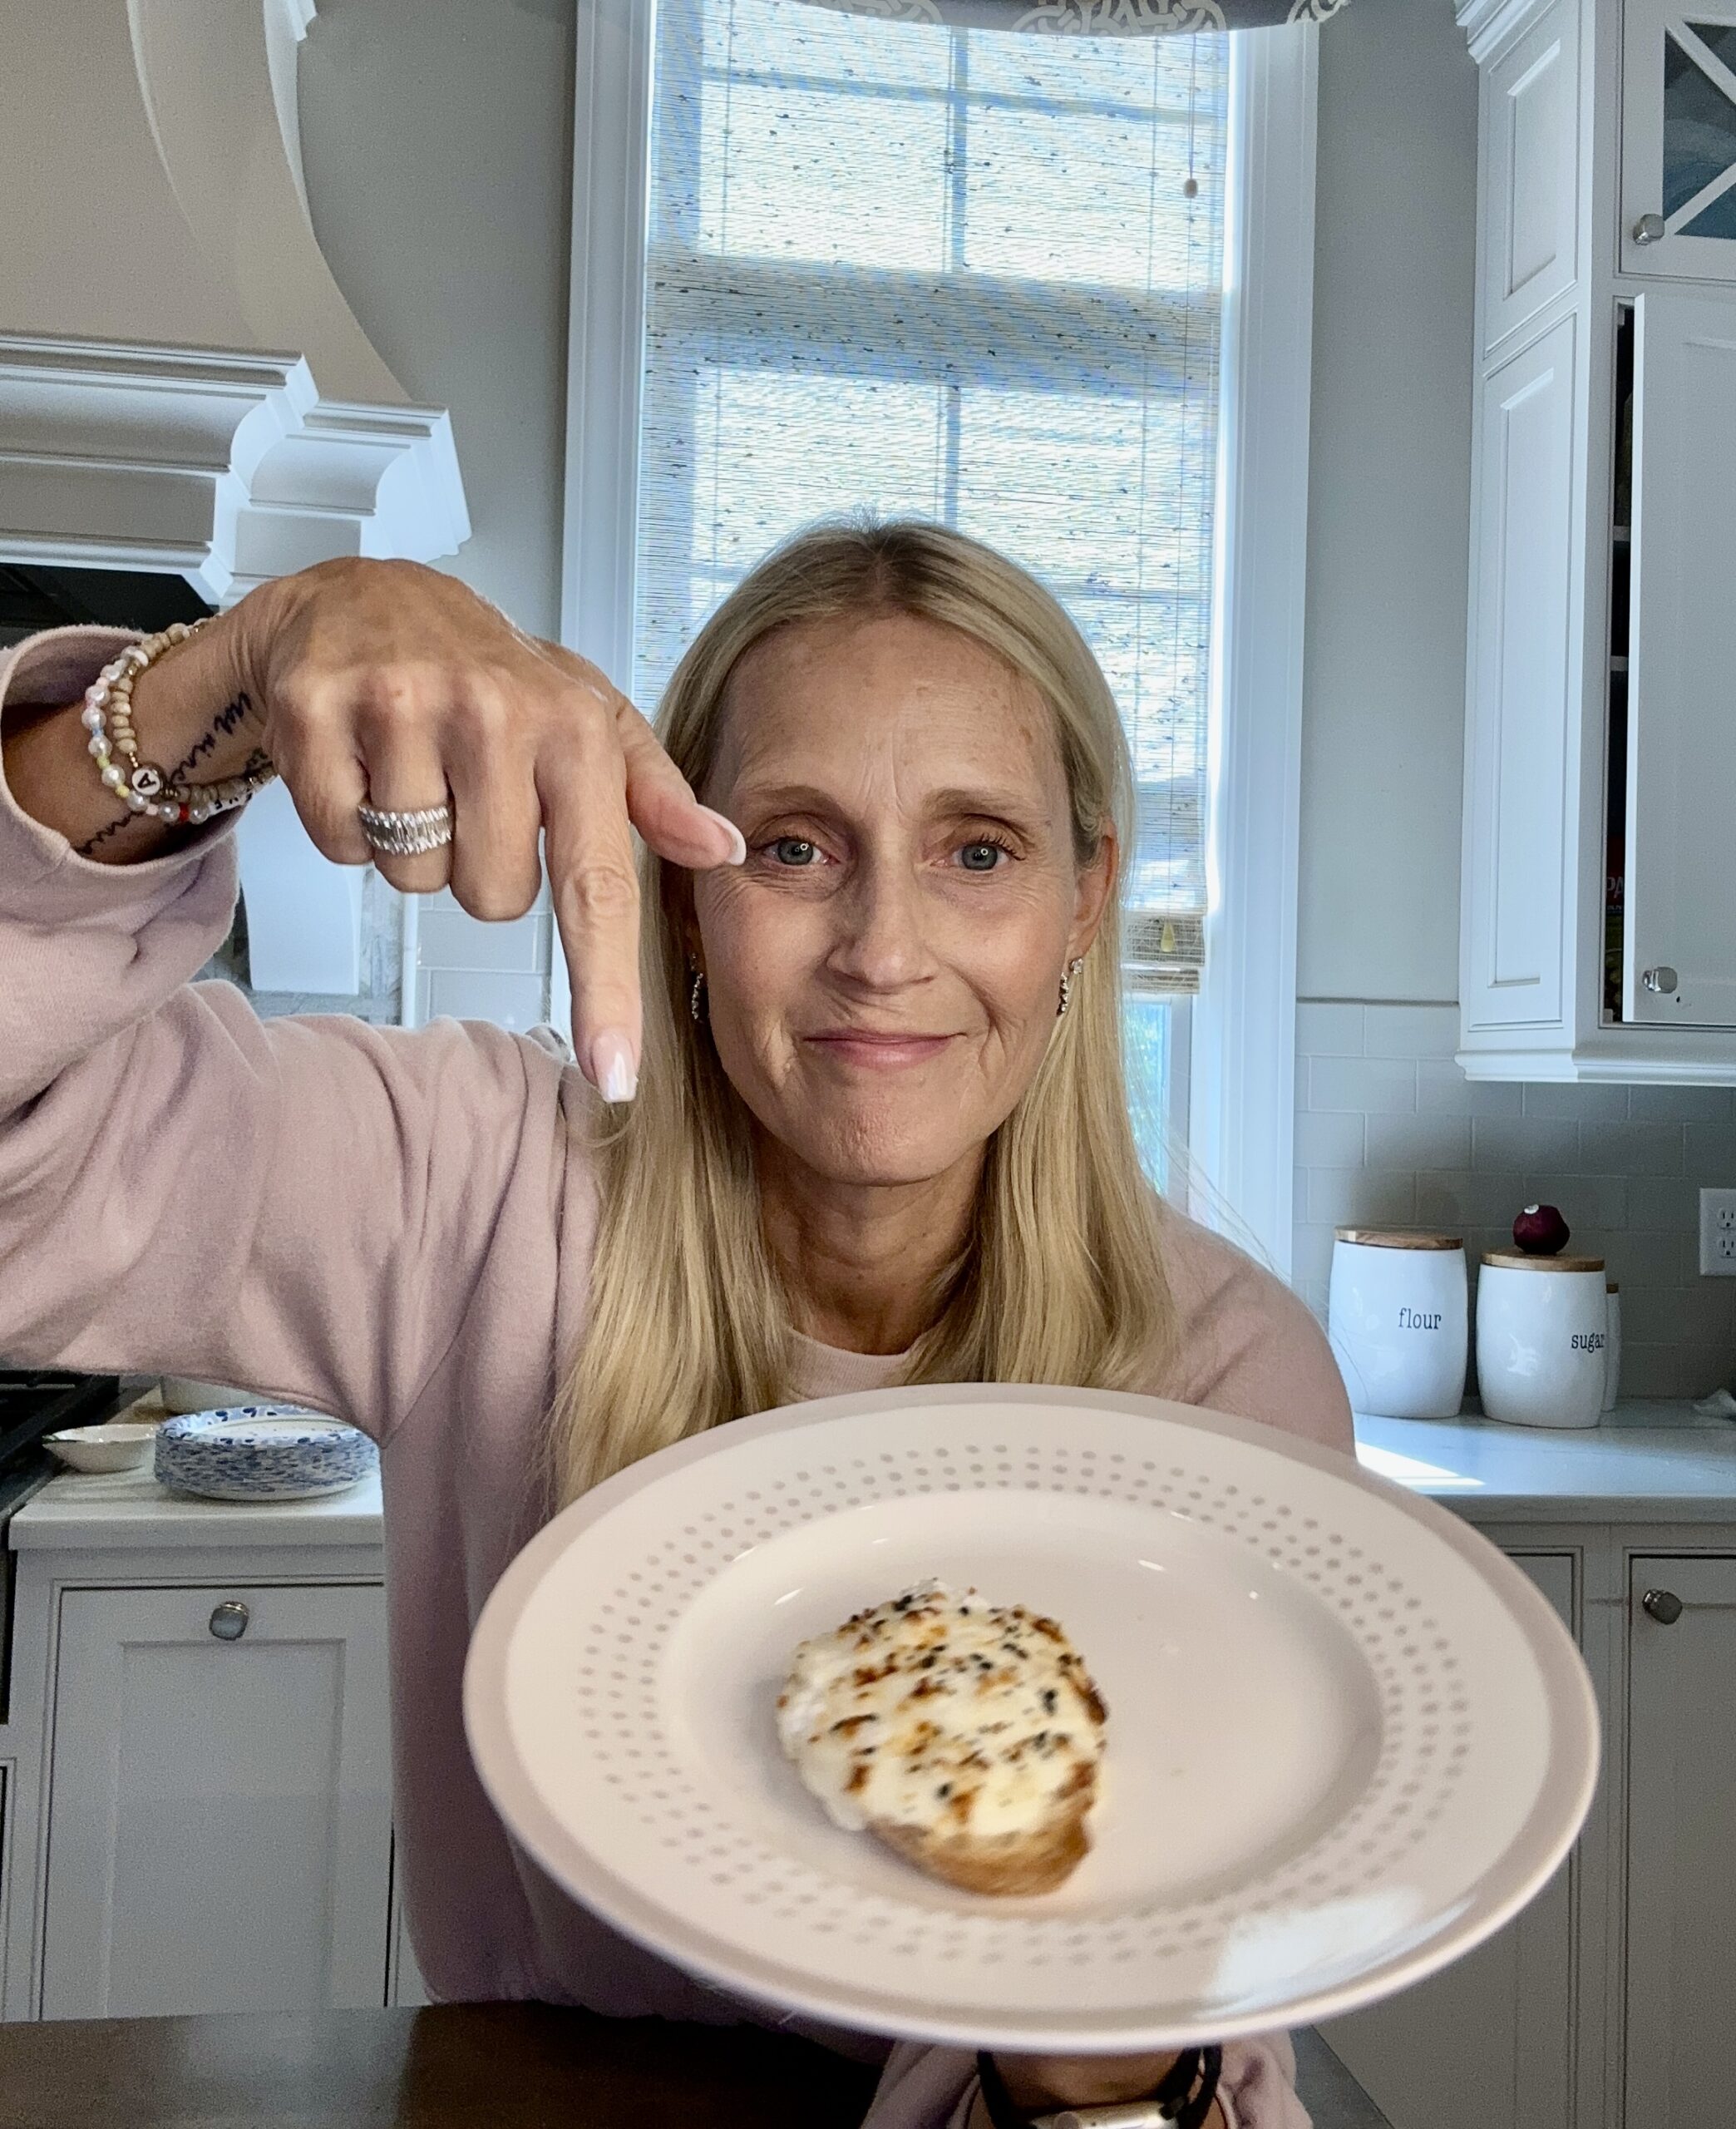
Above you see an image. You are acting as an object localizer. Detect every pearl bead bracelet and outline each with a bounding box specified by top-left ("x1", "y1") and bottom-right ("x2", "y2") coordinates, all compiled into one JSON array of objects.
[{"x1": 80, "y1": 619, "x2": 278, "y2": 826}]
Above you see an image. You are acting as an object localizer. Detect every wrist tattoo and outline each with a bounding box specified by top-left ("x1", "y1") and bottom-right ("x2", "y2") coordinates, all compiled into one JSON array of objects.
[{"x1": 165, "y1": 691, "x2": 261, "y2": 783}]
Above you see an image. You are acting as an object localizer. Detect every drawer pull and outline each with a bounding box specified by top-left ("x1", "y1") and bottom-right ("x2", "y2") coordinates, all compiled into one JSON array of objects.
[
  {"x1": 1641, "y1": 1588, "x2": 1683, "y2": 1626},
  {"x1": 209, "y1": 1600, "x2": 250, "y2": 1641}
]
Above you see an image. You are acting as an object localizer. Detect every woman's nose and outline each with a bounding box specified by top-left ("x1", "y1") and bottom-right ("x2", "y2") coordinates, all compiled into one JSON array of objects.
[{"x1": 826, "y1": 855, "x2": 931, "y2": 989}]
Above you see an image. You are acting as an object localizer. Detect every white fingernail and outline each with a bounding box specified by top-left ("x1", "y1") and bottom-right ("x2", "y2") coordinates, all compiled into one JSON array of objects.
[
  {"x1": 698, "y1": 805, "x2": 747, "y2": 865},
  {"x1": 590, "y1": 1030, "x2": 638, "y2": 1104}
]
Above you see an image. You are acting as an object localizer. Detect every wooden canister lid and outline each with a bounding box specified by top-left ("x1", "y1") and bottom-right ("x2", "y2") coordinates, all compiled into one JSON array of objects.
[
  {"x1": 1607, "y1": 1280, "x2": 1620, "y2": 1292},
  {"x1": 1334, "y1": 1229, "x2": 1464, "y2": 1250},
  {"x1": 1480, "y1": 1252, "x2": 1606, "y2": 1272}
]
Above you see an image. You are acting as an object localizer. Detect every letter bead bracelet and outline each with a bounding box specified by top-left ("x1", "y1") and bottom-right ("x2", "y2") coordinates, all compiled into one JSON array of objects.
[{"x1": 80, "y1": 619, "x2": 278, "y2": 825}]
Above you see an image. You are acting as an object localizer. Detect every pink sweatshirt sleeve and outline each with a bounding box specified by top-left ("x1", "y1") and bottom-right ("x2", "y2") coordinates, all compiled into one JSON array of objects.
[{"x1": 0, "y1": 626, "x2": 572, "y2": 1440}]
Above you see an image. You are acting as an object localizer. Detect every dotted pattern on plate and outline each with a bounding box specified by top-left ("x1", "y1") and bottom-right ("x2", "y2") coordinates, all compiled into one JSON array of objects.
[{"x1": 570, "y1": 1436, "x2": 1471, "y2": 1972}]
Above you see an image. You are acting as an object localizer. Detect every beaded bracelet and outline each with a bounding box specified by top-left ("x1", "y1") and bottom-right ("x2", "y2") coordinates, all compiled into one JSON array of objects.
[{"x1": 80, "y1": 618, "x2": 279, "y2": 826}]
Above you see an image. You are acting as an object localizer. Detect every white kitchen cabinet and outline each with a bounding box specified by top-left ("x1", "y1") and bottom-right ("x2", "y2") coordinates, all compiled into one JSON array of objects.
[
  {"x1": 1623, "y1": 292, "x2": 1736, "y2": 1024},
  {"x1": 38, "y1": 1581, "x2": 392, "y2": 2019},
  {"x1": 1620, "y1": 0, "x2": 1736, "y2": 279},
  {"x1": 1456, "y1": 0, "x2": 1736, "y2": 1078},
  {"x1": 1317, "y1": 1554, "x2": 1579, "y2": 2129},
  {"x1": 0, "y1": 1468, "x2": 397, "y2": 2023},
  {"x1": 1622, "y1": 1553, "x2": 1736, "y2": 2127}
]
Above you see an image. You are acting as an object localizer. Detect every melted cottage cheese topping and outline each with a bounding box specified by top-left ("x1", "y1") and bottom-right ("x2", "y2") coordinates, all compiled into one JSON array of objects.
[{"x1": 775, "y1": 1580, "x2": 1106, "y2": 1841}]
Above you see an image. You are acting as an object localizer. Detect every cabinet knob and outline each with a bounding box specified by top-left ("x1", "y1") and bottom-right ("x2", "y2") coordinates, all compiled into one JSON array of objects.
[
  {"x1": 1641, "y1": 1588, "x2": 1684, "y2": 1625},
  {"x1": 1641, "y1": 966, "x2": 1679, "y2": 995},
  {"x1": 208, "y1": 1600, "x2": 250, "y2": 1641},
  {"x1": 1633, "y1": 212, "x2": 1667, "y2": 245}
]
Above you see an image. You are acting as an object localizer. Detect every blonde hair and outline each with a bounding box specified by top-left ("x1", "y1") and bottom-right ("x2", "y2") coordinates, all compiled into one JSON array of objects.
[{"x1": 545, "y1": 517, "x2": 1175, "y2": 1509}]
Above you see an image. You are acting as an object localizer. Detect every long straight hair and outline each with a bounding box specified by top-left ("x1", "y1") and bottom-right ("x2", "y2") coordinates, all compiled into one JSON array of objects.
[{"x1": 544, "y1": 518, "x2": 1176, "y2": 1509}]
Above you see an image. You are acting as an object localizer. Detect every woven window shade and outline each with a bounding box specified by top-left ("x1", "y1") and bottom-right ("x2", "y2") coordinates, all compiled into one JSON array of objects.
[
  {"x1": 635, "y1": 0, "x2": 1230, "y2": 992},
  {"x1": 791, "y1": 0, "x2": 1349, "y2": 33}
]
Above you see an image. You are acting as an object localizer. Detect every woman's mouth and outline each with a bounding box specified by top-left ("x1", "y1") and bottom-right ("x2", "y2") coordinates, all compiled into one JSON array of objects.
[{"x1": 804, "y1": 1030, "x2": 955, "y2": 1069}]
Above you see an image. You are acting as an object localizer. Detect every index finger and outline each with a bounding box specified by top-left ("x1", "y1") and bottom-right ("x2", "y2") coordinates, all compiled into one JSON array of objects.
[
  {"x1": 538, "y1": 718, "x2": 643, "y2": 1103},
  {"x1": 526, "y1": 635, "x2": 743, "y2": 869}
]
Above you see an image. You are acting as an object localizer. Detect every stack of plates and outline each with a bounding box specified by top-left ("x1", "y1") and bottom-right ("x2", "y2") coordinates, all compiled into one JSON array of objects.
[{"x1": 154, "y1": 1407, "x2": 377, "y2": 1502}]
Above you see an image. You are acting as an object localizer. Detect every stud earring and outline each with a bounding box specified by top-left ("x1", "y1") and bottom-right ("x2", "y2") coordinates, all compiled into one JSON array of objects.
[
  {"x1": 688, "y1": 967, "x2": 708, "y2": 1024},
  {"x1": 1057, "y1": 955, "x2": 1085, "y2": 1019}
]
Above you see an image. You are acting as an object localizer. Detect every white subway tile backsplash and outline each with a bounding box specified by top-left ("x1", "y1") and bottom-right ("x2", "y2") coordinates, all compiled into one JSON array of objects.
[
  {"x1": 1365, "y1": 1114, "x2": 1472, "y2": 1172},
  {"x1": 1416, "y1": 1060, "x2": 1524, "y2": 1118},
  {"x1": 1308, "y1": 1055, "x2": 1418, "y2": 1114},
  {"x1": 1575, "y1": 1121, "x2": 1684, "y2": 1177},
  {"x1": 1296, "y1": 1003, "x2": 1365, "y2": 1057},
  {"x1": 1471, "y1": 1118, "x2": 1581, "y2": 1173},
  {"x1": 1295, "y1": 1110, "x2": 1366, "y2": 1167},
  {"x1": 1294, "y1": 998, "x2": 1736, "y2": 1403},
  {"x1": 1683, "y1": 1123, "x2": 1736, "y2": 1184},
  {"x1": 1362, "y1": 1005, "x2": 1459, "y2": 1061},
  {"x1": 1305, "y1": 1168, "x2": 1417, "y2": 1228},
  {"x1": 427, "y1": 969, "x2": 548, "y2": 1031},
  {"x1": 1522, "y1": 1081, "x2": 1630, "y2": 1120},
  {"x1": 1413, "y1": 1171, "x2": 1521, "y2": 1228},
  {"x1": 1627, "y1": 1084, "x2": 1736, "y2": 1122},
  {"x1": 1625, "y1": 1174, "x2": 1704, "y2": 1230}
]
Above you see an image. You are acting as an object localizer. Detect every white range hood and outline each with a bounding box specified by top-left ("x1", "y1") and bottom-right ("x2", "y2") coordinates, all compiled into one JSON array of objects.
[{"x1": 0, "y1": 0, "x2": 471, "y2": 995}]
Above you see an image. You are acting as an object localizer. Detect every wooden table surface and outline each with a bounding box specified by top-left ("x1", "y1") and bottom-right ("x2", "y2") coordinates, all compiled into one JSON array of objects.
[{"x1": 0, "y1": 2002, "x2": 884, "y2": 2128}]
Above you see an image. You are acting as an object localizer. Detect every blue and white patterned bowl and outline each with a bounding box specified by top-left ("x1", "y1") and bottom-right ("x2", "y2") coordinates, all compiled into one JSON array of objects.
[{"x1": 153, "y1": 1406, "x2": 378, "y2": 1502}]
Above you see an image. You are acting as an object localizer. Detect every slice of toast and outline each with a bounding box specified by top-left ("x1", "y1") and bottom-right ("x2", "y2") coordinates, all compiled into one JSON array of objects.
[{"x1": 777, "y1": 1580, "x2": 1107, "y2": 1896}]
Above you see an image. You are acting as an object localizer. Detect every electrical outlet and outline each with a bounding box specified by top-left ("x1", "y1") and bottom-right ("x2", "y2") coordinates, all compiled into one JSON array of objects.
[{"x1": 1699, "y1": 1188, "x2": 1736, "y2": 1275}]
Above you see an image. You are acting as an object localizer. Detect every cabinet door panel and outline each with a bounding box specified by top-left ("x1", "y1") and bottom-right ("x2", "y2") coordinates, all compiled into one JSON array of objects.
[
  {"x1": 1462, "y1": 319, "x2": 1577, "y2": 1034},
  {"x1": 1622, "y1": 1, "x2": 1736, "y2": 279},
  {"x1": 40, "y1": 1583, "x2": 390, "y2": 2019},
  {"x1": 1482, "y1": 0, "x2": 1580, "y2": 353},
  {"x1": 1624, "y1": 1554, "x2": 1736, "y2": 2128},
  {"x1": 1625, "y1": 292, "x2": 1736, "y2": 1025},
  {"x1": 1318, "y1": 1554, "x2": 1577, "y2": 2129}
]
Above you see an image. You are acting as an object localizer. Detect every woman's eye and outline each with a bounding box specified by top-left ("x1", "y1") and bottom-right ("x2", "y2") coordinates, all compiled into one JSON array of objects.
[
  {"x1": 772, "y1": 837, "x2": 818, "y2": 867},
  {"x1": 958, "y1": 841, "x2": 1008, "y2": 872}
]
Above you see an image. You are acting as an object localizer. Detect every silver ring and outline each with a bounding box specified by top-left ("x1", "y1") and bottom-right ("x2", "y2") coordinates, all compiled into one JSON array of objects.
[{"x1": 357, "y1": 800, "x2": 454, "y2": 857}]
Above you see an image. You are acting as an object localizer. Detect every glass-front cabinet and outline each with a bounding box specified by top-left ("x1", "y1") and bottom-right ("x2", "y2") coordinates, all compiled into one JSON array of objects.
[{"x1": 1622, "y1": 2, "x2": 1736, "y2": 276}]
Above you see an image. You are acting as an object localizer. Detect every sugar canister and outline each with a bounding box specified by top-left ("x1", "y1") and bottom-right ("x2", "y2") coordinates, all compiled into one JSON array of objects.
[
  {"x1": 1477, "y1": 1252, "x2": 1608, "y2": 1429},
  {"x1": 1329, "y1": 1230, "x2": 1469, "y2": 1420}
]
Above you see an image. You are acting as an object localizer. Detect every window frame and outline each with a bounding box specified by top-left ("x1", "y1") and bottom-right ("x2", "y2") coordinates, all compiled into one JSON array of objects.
[{"x1": 555, "y1": 0, "x2": 1315, "y2": 1274}]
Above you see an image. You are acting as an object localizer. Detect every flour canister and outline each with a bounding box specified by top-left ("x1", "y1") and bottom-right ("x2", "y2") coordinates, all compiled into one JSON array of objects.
[
  {"x1": 1328, "y1": 1230, "x2": 1468, "y2": 1420},
  {"x1": 1476, "y1": 1252, "x2": 1608, "y2": 1430}
]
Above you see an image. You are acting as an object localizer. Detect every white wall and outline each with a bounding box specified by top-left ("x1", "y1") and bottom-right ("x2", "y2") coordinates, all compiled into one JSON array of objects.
[
  {"x1": 296, "y1": 0, "x2": 575, "y2": 640},
  {"x1": 1297, "y1": 0, "x2": 1479, "y2": 1006}
]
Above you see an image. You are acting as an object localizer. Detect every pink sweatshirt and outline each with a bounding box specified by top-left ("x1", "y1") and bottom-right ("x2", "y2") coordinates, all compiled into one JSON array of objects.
[{"x1": 0, "y1": 627, "x2": 1354, "y2": 2128}]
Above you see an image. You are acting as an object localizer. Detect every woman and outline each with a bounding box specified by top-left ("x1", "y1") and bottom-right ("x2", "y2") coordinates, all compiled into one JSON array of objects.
[{"x1": 0, "y1": 520, "x2": 1351, "y2": 2128}]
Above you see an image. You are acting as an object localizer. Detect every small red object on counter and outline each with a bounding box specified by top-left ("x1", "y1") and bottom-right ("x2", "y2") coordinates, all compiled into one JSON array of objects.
[{"x1": 1512, "y1": 1203, "x2": 1571, "y2": 1256}]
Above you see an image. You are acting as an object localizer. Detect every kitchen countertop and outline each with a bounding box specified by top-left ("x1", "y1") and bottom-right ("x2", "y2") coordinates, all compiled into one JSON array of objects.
[
  {"x1": 15, "y1": 1396, "x2": 1736, "y2": 1552},
  {"x1": 1353, "y1": 1398, "x2": 1736, "y2": 1523},
  {"x1": 9, "y1": 1464, "x2": 383, "y2": 1550}
]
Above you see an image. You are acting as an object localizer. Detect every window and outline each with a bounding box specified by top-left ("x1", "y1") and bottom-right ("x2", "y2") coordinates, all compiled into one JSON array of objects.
[
  {"x1": 562, "y1": 1, "x2": 1317, "y2": 1267},
  {"x1": 629, "y1": 0, "x2": 1226, "y2": 1181}
]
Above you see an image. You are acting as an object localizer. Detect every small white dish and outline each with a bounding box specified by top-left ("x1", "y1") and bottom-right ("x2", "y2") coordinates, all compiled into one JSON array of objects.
[{"x1": 44, "y1": 1422, "x2": 157, "y2": 1474}]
